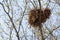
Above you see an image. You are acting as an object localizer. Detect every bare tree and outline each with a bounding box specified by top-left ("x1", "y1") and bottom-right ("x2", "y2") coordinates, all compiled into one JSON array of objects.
[{"x1": 0, "y1": 0, "x2": 60, "y2": 40}]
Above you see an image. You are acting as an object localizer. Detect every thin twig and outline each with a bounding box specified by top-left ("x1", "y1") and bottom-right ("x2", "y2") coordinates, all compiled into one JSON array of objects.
[
  {"x1": 18, "y1": 0, "x2": 27, "y2": 33},
  {"x1": 45, "y1": 26, "x2": 60, "y2": 39},
  {"x1": 30, "y1": 0, "x2": 36, "y2": 8}
]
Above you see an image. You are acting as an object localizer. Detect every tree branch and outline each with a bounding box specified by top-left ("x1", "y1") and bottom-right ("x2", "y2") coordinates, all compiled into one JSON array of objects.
[{"x1": 0, "y1": 2, "x2": 20, "y2": 40}]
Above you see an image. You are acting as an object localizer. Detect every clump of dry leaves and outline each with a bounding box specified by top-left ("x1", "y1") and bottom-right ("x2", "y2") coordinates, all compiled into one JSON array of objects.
[{"x1": 28, "y1": 8, "x2": 51, "y2": 27}]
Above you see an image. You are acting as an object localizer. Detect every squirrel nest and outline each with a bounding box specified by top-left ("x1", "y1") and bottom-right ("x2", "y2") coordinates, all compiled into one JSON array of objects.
[{"x1": 28, "y1": 8, "x2": 51, "y2": 27}]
